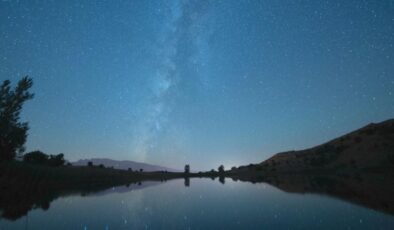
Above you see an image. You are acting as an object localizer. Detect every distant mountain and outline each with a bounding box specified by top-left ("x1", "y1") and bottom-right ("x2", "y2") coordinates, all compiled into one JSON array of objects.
[
  {"x1": 234, "y1": 119, "x2": 394, "y2": 173},
  {"x1": 72, "y1": 158, "x2": 179, "y2": 172}
]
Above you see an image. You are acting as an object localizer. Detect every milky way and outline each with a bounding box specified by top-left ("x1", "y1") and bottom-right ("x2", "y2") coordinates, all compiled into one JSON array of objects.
[
  {"x1": 1, "y1": 0, "x2": 393, "y2": 170},
  {"x1": 132, "y1": 1, "x2": 214, "y2": 162}
]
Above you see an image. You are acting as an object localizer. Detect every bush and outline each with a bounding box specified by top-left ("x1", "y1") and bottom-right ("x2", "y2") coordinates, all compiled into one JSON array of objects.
[
  {"x1": 23, "y1": 151, "x2": 65, "y2": 167},
  {"x1": 23, "y1": 151, "x2": 48, "y2": 164},
  {"x1": 47, "y1": 153, "x2": 65, "y2": 166}
]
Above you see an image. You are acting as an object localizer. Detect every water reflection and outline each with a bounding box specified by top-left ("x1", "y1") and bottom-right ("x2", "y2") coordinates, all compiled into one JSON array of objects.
[
  {"x1": 1, "y1": 172, "x2": 394, "y2": 223},
  {"x1": 219, "y1": 175, "x2": 225, "y2": 184},
  {"x1": 184, "y1": 177, "x2": 190, "y2": 187},
  {"x1": 232, "y1": 172, "x2": 394, "y2": 216}
]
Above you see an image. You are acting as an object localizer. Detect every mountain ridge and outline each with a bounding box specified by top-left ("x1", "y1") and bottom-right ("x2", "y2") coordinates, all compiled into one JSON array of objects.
[
  {"x1": 72, "y1": 158, "x2": 179, "y2": 172},
  {"x1": 233, "y1": 118, "x2": 394, "y2": 173}
]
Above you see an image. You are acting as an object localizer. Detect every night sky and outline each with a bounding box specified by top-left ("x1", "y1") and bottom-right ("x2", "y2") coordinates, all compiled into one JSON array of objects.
[{"x1": 1, "y1": 0, "x2": 393, "y2": 170}]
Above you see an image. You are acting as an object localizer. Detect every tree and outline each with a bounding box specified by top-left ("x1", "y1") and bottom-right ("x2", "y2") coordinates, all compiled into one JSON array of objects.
[
  {"x1": 47, "y1": 153, "x2": 65, "y2": 166},
  {"x1": 23, "y1": 151, "x2": 48, "y2": 164},
  {"x1": 87, "y1": 161, "x2": 93, "y2": 167},
  {"x1": 184, "y1": 164, "x2": 190, "y2": 174},
  {"x1": 0, "y1": 77, "x2": 34, "y2": 161},
  {"x1": 23, "y1": 151, "x2": 65, "y2": 167},
  {"x1": 218, "y1": 165, "x2": 225, "y2": 173}
]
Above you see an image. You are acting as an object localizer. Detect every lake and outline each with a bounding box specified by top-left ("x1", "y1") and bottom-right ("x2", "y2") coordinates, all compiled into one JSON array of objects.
[{"x1": 1, "y1": 176, "x2": 394, "y2": 230}]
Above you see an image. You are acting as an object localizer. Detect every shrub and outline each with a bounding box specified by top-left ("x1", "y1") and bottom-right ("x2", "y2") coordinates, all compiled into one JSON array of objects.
[
  {"x1": 47, "y1": 153, "x2": 65, "y2": 166},
  {"x1": 23, "y1": 151, "x2": 65, "y2": 167},
  {"x1": 23, "y1": 151, "x2": 48, "y2": 164}
]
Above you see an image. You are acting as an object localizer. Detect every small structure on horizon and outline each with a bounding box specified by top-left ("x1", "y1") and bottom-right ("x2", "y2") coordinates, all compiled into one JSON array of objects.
[{"x1": 184, "y1": 164, "x2": 190, "y2": 174}]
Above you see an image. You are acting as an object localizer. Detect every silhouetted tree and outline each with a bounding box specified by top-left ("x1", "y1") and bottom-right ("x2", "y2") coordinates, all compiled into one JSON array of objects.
[
  {"x1": 24, "y1": 151, "x2": 65, "y2": 166},
  {"x1": 218, "y1": 165, "x2": 225, "y2": 173},
  {"x1": 128, "y1": 167, "x2": 132, "y2": 171},
  {"x1": 23, "y1": 151, "x2": 48, "y2": 164},
  {"x1": 47, "y1": 153, "x2": 65, "y2": 166},
  {"x1": 139, "y1": 168, "x2": 143, "y2": 172},
  {"x1": 87, "y1": 161, "x2": 93, "y2": 167},
  {"x1": 99, "y1": 164, "x2": 105, "y2": 168},
  {"x1": 0, "y1": 77, "x2": 34, "y2": 161},
  {"x1": 184, "y1": 164, "x2": 190, "y2": 174}
]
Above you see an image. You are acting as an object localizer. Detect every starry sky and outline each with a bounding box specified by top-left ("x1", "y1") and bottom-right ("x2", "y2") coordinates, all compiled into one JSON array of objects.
[{"x1": 1, "y1": 0, "x2": 393, "y2": 170}]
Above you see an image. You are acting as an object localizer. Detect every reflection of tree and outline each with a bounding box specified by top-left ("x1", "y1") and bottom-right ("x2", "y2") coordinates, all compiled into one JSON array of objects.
[
  {"x1": 219, "y1": 175, "x2": 225, "y2": 184},
  {"x1": 184, "y1": 177, "x2": 190, "y2": 187},
  {"x1": 3, "y1": 162, "x2": 394, "y2": 221},
  {"x1": 184, "y1": 164, "x2": 190, "y2": 174}
]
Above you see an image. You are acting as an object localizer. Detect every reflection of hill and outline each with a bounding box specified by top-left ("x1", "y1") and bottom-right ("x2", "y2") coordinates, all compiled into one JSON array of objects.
[
  {"x1": 0, "y1": 161, "x2": 179, "y2": 221},
  {"x1": 2, "y1": 161, "x2": 394, "y2": 221},
  {"x1": 0, "y1": 178, "x2": 163, "y2": 221},
  {"x1": 89, "y1": 181, "x2": 162, "y2": 197},
  {"x1": 231, "y1": 172, "x2": 394, "y2": 216}
]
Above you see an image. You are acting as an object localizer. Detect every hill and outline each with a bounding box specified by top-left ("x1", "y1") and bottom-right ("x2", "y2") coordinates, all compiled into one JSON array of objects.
[
  {"x1": 72, "y1": 158, "x2": 179, "y2": 172},
  {"x1": 234, "y1": 119, "x2": 394, "y2": 173}
]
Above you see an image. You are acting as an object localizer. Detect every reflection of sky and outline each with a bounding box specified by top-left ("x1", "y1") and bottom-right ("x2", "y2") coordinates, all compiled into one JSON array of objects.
[
  {"x1": 1, "y1": 179, "x2": 394, "y2": 229},
  {"x1": 1, "y1": 1, "x2": 393, "y2": 170}
]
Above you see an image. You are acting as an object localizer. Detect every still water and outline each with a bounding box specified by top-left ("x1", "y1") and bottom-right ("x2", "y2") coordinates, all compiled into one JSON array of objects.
[{"x1": 1, "y1": 178, "x2": 394, "y2": 230}]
